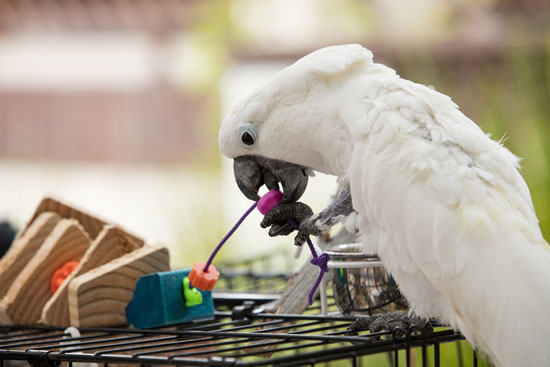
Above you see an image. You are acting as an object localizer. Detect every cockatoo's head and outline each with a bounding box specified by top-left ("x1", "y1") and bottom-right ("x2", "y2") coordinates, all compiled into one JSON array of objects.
[{"x1": 219, "y1": 44, "x2": 374, "y2": 203}]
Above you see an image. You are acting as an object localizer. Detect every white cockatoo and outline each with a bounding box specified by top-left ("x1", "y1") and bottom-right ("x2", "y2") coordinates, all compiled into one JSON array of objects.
[{"x1": 219, "y1": 44, "x2": 550, "y2": 366}]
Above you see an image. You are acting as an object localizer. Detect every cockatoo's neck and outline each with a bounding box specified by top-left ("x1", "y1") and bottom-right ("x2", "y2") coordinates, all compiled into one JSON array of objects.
[
  {"x1": 263, "y1": 135, "x2": 350, "y2": 178},
  {"x1": 278, "y1": 97, "x2": 354, "y2": 177},
  {"x1": 289, "y1": 117, "x2": 353, "y2": 178}
]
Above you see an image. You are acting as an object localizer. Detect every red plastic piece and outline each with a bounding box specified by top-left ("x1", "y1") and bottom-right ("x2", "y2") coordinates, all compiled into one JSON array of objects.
[
  {"x1": 188, "y1": 262, "x2": 220, "y2": 291},
  {"x1": 257, "y1": 190, "x2": 283, "y2": 215},
  {"x1": 50, "y1": 260, "x2": 80, "y2": 294}
]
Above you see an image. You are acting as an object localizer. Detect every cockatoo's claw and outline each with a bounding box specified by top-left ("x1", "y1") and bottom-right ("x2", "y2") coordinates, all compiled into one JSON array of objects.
[
  {"x1": 268, "y1": 222, "x2": 294, "y2": 236},
  {"x1": 261, "y1": 202, "x2": 321, "y2": 244},
  {"x1": 346, "y1": 312, "x2": 433, "y2": 341},
  {"x1": 294, "y1": 231, "x2": 309, "y2": 246}
]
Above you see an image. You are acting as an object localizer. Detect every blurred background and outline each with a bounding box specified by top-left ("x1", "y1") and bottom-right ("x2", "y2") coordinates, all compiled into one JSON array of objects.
[{"x1": 0, "y1": 0, "x2": 548, "y2": 270}]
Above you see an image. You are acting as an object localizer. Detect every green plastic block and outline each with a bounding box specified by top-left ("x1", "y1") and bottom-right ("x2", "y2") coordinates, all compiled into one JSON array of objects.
[{"x1": 183, "y1": 277, "x2": 202, "y2": 307}]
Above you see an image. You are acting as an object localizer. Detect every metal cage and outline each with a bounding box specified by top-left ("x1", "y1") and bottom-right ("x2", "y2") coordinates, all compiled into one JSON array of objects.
[{"x1": 0, "y1": 269, "x2": 477, "y2": 367}]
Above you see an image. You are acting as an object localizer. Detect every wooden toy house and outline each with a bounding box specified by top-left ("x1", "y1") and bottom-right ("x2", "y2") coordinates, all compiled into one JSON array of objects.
[{"x1": 0, "y1": 198, "x2": 170, "y2": 327}]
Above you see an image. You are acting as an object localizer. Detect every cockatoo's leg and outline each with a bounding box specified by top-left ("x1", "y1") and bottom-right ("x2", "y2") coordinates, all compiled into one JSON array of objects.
[
  {"x1": 346, "y1": 312, "x2": 433, "y2": 340},
  {"x1": 261, "y1": 186, "x2": 355, "y2": 246}
]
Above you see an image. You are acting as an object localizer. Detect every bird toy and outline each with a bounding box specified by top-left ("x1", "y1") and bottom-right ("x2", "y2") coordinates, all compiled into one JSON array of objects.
[{"x1": 189, "y1": 190, "x2": 329, "y2": 305}]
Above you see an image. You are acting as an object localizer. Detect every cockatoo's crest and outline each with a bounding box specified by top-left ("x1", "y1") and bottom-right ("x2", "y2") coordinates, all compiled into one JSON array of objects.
[{"x1": 293, "y1": 44, "x2": 374, "y2": 77}]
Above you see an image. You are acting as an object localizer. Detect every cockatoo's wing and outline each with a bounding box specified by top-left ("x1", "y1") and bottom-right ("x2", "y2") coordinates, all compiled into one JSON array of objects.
[{"x1": 343, "y1": 76, "x2": 550, "y2": 366}]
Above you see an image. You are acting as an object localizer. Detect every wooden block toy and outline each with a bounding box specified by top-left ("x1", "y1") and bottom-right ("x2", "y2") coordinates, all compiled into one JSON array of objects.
[
  {"x1": 125, "y1": 269, "x2": 215, "y2": 329},
  {"x1": 0, "y1": 196, "x2": 168, "y2": 328},
  {"x1": 0, "y1": 212, "x2": 61, "y2": 299},
  {"x1": 0, "y1": 219, "x2": 91, "y2": 324},
  {"x1": 16, "y1": 197, "x2": 143, "y2": 245},
  {"x1": 40, "y1": 225, "x2": 142, "y2": 326},
  {"x1": 68, "y1": 244, "x2": 170, "y2": 327}
]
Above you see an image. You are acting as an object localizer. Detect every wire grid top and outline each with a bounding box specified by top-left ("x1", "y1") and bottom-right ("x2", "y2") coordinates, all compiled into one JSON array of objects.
[
  {"x1": 0, "y1": 269, "x2": 468, "y2": 367},
  {"x1": 0, "y1": 311, "x2": 463, "y2": 367}
]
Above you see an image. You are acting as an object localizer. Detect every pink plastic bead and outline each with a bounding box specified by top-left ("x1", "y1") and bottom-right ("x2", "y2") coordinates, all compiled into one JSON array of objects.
[{"x1": 257, "y1": 190, "x2": 283, "y2": 215}]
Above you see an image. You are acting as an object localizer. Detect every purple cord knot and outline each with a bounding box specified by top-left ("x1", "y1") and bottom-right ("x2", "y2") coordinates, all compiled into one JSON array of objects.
[
  {"x1": 308, "y1": 251, "x2": 331, "y2": 305},
  {"x1": 310, "y1": 253, "x2": 330, "y2": 273}
]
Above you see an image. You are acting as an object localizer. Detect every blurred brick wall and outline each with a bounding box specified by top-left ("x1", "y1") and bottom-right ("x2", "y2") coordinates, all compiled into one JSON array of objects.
[{"x1": 0, "y1": 85, "x2": 208, "y2": 163}]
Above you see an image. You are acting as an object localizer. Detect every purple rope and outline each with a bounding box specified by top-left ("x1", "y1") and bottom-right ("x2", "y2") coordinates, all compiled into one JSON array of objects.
[
  {"x1": 203, "y1": 201, "x2": 258, "y2": 272},
  {"x1": 288, "y1": 220, "x2": 331, "y2": 305},
  {"x1": 204, "y1": 203, "x2": 330, "y2": 306}
]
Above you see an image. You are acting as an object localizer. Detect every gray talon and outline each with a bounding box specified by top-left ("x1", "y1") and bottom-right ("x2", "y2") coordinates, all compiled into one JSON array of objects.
[
  {"x1": 268, "y1": 222, "x2": 294, "y2": 236},
  {"x1": 347, "y1": 312, "x2": 433, "y2": 340}
]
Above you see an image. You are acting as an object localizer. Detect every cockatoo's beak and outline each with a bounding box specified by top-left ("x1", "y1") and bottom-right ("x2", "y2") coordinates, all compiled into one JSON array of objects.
[{"x1": 233, "y1": 155, "x2": 309, "y2": 203}]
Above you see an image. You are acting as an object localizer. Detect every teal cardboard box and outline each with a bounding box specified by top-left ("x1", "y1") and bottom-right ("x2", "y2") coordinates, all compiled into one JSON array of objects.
[{"x1": 125, "y1": 269, "x2": 214, "y2": 328}]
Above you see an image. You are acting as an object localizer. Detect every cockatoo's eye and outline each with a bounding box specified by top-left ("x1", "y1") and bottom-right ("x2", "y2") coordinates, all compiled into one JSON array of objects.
[
  {"x1": 237, "y1": 123, "x2": 257, "y2": 148},
  {"x1": 241, "y1": 132, "x2": 254, "y2": 145}
]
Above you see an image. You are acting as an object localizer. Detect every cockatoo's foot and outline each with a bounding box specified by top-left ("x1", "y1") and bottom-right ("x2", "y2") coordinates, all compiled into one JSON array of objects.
[
  {"x1": 346, "y1": 312, "x2": 433, "y2": 340},
  {"x1": 260, "y1": 202, "x2": 321, "y2": 246},
  {"x1": 293, "y1": 216, "x2": 323, "y2": 246}
]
